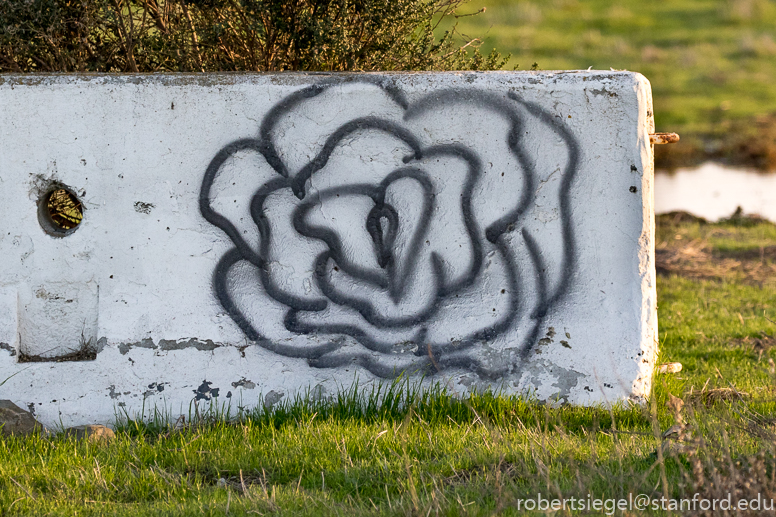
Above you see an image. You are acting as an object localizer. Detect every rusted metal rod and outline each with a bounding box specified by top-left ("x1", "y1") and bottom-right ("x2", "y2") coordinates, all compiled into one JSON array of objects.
[{"x1": 649, "y1": 132, "x2": 680, "y2": 144}]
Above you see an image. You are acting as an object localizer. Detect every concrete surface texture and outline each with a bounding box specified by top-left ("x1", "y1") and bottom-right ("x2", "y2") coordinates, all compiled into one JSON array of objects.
[{"x1": 0, "y1": 72, "x2": 657, "y2": 427}]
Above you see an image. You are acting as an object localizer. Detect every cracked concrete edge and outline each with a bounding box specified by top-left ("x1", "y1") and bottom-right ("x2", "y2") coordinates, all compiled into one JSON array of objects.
[{"x1": 0, "y1": 70, "x2": 641, "y2": 89}]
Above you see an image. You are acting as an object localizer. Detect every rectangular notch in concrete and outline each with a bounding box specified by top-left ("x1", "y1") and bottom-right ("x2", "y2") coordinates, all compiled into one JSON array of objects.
[{"x1": 18, "y1": 282, "x2": 99, "y2": 362}]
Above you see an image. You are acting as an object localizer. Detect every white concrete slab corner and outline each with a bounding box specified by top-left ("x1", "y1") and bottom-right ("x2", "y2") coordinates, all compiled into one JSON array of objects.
[{"x1": 0, "y1": 72, "x2": 658, "y2": 427}]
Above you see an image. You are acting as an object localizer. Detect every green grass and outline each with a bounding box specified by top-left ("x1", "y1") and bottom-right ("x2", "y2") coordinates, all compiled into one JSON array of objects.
[
  {"x1": 659, "y1": 275, "x2": 776, "y2": 392},
  {"x1": 2, "y1": 220, "x2": 776, "y2": 515},
  {"x1": 446, "y1": 0, "x2": 776, "y2": 166}
]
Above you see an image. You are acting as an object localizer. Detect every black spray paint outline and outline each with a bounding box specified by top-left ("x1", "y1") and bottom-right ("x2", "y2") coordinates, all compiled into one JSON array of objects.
[{"x1": 200, "y1": 77, "x2": 580, "y2": 379}]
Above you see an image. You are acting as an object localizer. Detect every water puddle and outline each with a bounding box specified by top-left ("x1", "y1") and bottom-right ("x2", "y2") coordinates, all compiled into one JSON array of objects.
[{"x1": 655, "y1": 162, "x2": 776, "y2": 222}]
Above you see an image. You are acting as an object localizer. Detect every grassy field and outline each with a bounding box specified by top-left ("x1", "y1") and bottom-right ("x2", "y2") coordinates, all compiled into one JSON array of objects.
[
  {"x1": 1, "y1": 216, "x2": 776, "y2": 515},
  {"x1": 448, "y1": 0, "x2": 776, "y2": 169}
]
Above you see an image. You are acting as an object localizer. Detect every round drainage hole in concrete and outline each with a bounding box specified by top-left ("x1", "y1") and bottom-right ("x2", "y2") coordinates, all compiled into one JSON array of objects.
[{"x1": 40, "y1": 188, "x2": 83, "y2": 235}]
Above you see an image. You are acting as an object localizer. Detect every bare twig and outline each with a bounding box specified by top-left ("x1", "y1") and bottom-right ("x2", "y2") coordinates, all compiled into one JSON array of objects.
[{"x1": 10, "y1": 477, "x2": 36, "y2": 501}]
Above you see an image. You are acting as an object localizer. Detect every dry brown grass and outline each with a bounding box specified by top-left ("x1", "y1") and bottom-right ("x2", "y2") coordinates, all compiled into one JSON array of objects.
[
  {"x1": 656, "y1": 244, "x2": 776, "y2": 287},
  {"x1": 655, "y1": 214, "x2": 776, "y2": 288},
  {"x1": 672, "y1": 401, "x2": 776, "y2": 516},
  {"x1": 686, "y1": 386, "x2": 751, "y2": 406}
]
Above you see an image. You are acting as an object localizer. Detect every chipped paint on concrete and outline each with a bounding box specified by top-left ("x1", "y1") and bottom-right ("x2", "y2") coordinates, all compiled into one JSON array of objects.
[
  {"x1": 0, "y1": 72, "x2": 658, "y2": 426},
  {"x1": 194, "y1": 380, "x2": 220, "y2": 401},
  {"x1": 117, "y1": 338, "x2": 222, "y2": 355},
  {"x1": 232, "y1": 378, "x2": 256, "y2": 390},
  {"x1": 264, "y1": 391, "x2": 285, "y2": 409},
  {"x1": 519, "y1": 359, "x2": 586, "y2": 404}
]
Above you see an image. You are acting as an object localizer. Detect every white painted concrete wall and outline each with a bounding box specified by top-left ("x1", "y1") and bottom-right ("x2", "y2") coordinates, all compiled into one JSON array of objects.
[{"x1": 0, "y1": 72, "x2": 657, "y2": 427}]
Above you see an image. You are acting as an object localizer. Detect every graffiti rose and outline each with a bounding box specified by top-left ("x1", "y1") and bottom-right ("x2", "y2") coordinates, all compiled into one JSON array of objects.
[{"x1": 201, "y1": 78, "x2": 577, "y2": 378}]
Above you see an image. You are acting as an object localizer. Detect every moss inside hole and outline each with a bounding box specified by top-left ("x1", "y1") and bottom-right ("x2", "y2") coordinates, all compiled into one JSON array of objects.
[{"x1": 39, "y1": 187, "x2": 83, "y2": 236}]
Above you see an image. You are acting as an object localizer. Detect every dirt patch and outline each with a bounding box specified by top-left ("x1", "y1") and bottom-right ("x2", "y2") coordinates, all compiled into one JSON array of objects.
[
  {"x1": 655, "y1": 243, "x2": 741, "y2": 281},
  {"x1": 729, "y1": 333, "x2": 776, "y2": 353},
  {"x1": 17, "y1": 348, "x2": 97, "y2": 363},
  {"x1": 655, "y1": 221, "x2": 776, "y2": 286},
  {"x1": 656, "y1": 245, "x2": 776, "y2": 285}
]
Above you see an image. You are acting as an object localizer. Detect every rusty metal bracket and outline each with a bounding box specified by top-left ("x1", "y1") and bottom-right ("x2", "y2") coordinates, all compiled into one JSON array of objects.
[{"x1": 649, "y1": 132, "x2": 680, "y2": 144}]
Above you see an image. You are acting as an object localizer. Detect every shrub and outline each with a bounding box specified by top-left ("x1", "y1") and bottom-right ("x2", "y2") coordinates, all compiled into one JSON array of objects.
[{"x1": 0, "y1": 0, "x2": 507, "y2": 72}]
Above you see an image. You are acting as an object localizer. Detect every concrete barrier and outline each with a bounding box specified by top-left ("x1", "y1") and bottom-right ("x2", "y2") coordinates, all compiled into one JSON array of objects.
[{"x1": 0, "y1": 72, "x2": 657, "y2": 426}]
